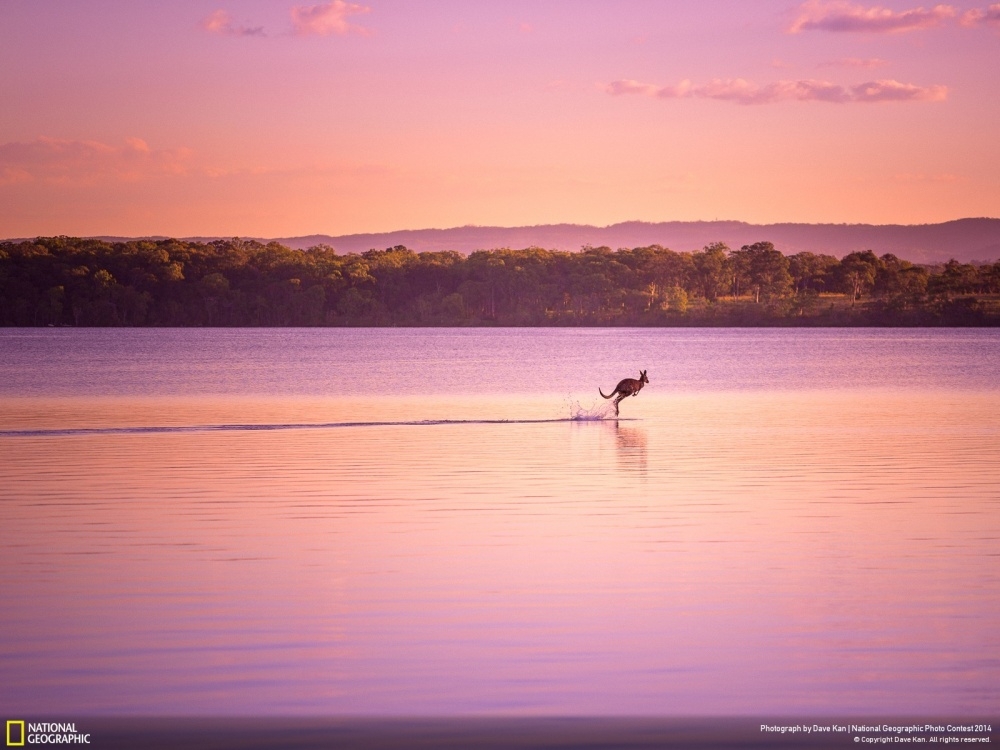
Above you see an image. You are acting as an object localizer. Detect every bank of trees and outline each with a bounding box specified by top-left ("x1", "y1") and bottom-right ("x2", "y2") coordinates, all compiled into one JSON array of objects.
[{"x1": 1, "y1": 236, "x2": 998, "y2": 326}]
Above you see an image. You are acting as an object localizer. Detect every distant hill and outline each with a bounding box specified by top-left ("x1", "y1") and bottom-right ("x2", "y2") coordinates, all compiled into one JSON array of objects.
[
  {"x1": 272, "y1": 219, "x2": 1000, "y2": 264},
  {"x1": 7, "y1": 218, "x2": 1000, "y2": 264}
]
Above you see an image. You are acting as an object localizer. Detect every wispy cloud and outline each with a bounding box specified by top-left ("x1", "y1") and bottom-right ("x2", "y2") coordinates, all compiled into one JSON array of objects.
[
  {"x1": 605, "y1": 80, "x2": 663, "y2": 97},
  {"x1": 817, "y1": 57, "x2": 890, "y2": 68},
  {"x1": 0, "y1": 137, "x2": 193, "y2": 186},
  {"x1": 201, "y1": 9, "x2": 265, "y2": 37},
  {"x1": 961, "y1": 3, "x2": 1000, "y2": 26},
  {"x1": 604, "y1": 77, "x2": 947, "y2": 104},
  {"x1": 290, "y1": 1, "x2": 371, "y2": 36},
  {"x1": 789, "y1": 1, "x2": 956, "y2": 33},
  {"x1": 849, "y1": 79, "x2": 947, "y2": 101}
]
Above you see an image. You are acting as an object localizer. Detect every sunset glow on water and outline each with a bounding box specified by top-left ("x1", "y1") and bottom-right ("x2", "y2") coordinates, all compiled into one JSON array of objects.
[{"x1": 1, "y1": 329, "x2": 998, "y2": 716}]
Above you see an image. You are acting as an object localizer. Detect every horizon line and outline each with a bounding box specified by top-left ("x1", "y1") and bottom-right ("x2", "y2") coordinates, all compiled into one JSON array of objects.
[{"x1": 3, "y1": 216, "x2": 999, "y2": 244}]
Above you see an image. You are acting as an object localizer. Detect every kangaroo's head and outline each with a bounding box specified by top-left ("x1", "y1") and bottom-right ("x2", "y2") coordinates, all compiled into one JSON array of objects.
[{"x1": 640, "y1": 370, "x2": 648, "y2": 385}]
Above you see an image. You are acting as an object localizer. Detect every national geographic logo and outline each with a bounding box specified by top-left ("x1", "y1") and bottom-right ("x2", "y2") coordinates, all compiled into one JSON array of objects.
[{"x1": 6, "y1": 722, "x2": 90, "y2": 745}]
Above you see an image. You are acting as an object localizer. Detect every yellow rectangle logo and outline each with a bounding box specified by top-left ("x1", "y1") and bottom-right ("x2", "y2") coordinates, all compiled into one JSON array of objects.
[{"x1": 6, "y1": 721, "x2": 25, "y2": 747}]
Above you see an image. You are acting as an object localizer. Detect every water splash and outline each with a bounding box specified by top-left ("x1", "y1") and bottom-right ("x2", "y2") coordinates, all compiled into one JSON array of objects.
[{"x1": 567, "y1": 397, "x2": 618, "y2": 421}]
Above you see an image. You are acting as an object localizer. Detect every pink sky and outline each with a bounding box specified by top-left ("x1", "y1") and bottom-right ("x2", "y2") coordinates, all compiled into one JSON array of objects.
[{"x1": 1, "y1": 0, "x2": 998, "y2": 237}]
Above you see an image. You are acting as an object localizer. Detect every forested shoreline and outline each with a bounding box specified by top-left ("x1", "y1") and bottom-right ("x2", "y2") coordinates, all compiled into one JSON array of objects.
[{"x1": 2, "y1": 236, "x2": 999, "y2": 326}]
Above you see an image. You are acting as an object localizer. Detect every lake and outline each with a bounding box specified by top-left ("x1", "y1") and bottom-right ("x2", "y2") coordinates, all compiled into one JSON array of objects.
[{"x1": 1, "y1": 329, "x2": 998, "y2": 729}]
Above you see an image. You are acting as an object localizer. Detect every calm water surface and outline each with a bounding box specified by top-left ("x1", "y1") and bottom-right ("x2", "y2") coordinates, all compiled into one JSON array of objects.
[{"x1": 1, "y1": 329, "x2": 998, "y2": 716}]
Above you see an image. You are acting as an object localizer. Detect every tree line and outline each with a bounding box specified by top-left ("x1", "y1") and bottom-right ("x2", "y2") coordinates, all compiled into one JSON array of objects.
[{"x1": 2, "y1": 236, "x2": 999, "y2": 326}]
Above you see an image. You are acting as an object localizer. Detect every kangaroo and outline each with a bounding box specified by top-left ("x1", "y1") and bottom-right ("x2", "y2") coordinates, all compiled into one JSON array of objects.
[{"x1": 600, "y1": 370, "x2": 648, "y2": 416}]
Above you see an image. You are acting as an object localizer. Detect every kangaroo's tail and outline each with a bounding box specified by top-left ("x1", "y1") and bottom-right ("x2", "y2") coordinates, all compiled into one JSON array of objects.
[{"x1": 599, "y1": 388, "x2": 613, "y2": 399}]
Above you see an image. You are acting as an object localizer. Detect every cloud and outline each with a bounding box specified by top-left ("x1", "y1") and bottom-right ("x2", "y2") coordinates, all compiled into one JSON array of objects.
[
  {"x1": 201, "y1": 9, "x2": 265, "y2": 37},
  {"x1": 961, "y1": 3, "x2": 1000, "y2": 26},
  {"x1": 849, "y1": 79, "x2": 947, "y2": 101},
  {"x1": 291, "y1": 1, "x2": 371, "y2": 36},
  {"x1": 817, "y1": 57, "x2": 890, "y2": 68},
  {"x1": 605, "y1": 79, "x2": 663, "y2": 97},
  {"x1": 789, "y1": 1, "x2": 956, "y2": 33},
  {"x1": 604, "y1": 77, "x2": 947, "y2": 104},
  {"x1": 0, "y1": 137, "x2": 193, "y2": 186}
]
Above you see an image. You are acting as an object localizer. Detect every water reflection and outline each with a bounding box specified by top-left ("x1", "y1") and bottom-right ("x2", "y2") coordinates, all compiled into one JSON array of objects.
[{"x1": 613, "y1": 423, "x2": 648, "y2": 476}]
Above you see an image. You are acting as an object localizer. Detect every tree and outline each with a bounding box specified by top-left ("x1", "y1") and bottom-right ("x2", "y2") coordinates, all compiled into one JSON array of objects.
[
  {"x1": 198, "y1": 272, "x2": 230, "y2": 325},
  {"x1": 727, "y1": 246, "x2": 751, "y2": 299},
  {"x1": 788, "y1": 252, "x2": 838, "y2": 294},
  {"x1": 735, "y1": 242, "x2": 791, "y2": 303},
  {"x1": 839, "y1": 250, "x2": 881, "y2": 305},
  {"x1": 692, "y1": 242, "x2": 729, "y2": 301},
  {"x1": 931, "y1": 259, "x2": 979, "y2": 298},
  {"x1": 665, "y1": 286, "x2": 689, "y2": 313}
]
